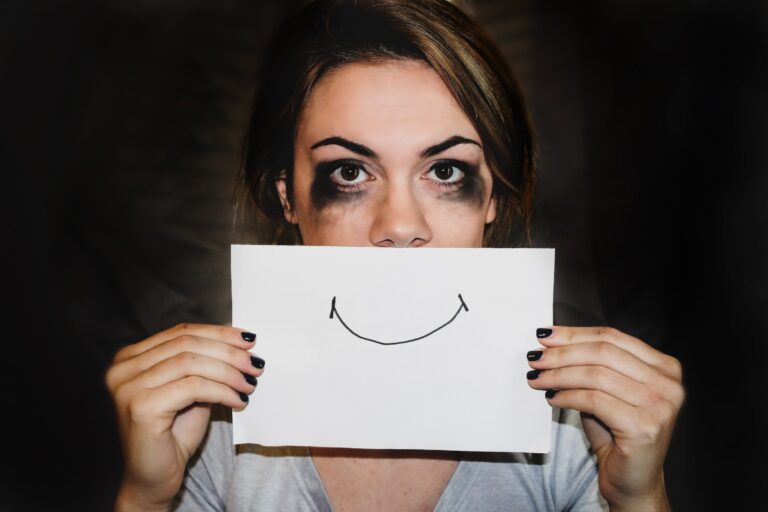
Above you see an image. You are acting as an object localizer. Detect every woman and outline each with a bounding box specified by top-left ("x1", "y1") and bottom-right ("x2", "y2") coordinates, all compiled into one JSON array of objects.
[{"x1": 106, "y1": 1, "x2": 684, "y2": 510}]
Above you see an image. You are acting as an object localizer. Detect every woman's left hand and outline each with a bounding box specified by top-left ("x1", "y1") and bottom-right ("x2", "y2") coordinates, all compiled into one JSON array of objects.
[{"x1": 526, "y1": 326, "x2": 684, "y2": 512}]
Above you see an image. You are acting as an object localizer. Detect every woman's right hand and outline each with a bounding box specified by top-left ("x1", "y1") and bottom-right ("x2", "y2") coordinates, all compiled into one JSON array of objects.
[{"x1": 106, "y1": 323, "x2": 264, "y2": 511}]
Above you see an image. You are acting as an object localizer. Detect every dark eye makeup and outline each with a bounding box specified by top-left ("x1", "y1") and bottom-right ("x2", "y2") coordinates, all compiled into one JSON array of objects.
[
  {"x1": 310, "y1": 159, "x2": 370, "y2": 210},
  {"x1": 309, "y1": 158, "x2": 485, "y2": 210},
  {"x1": 423, "y1": 159, "x2": 485, "y2": 206}
]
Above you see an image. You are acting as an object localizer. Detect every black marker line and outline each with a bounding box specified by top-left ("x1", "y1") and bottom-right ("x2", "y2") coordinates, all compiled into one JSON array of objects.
[{"x1": 329, "y1": 294, "x2": 469, "y2": 346}]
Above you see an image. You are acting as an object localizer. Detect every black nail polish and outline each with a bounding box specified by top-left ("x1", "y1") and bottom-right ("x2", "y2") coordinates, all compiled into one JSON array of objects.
[
  {"x1": 545, "y1": 389, "x2": 558, "y2": 399},
  {"x1": 243, "y1": 373, "x2": 257, "y2": 386},
  {"x1": 527, "y1": 350, "x2": 543, "y2": 361},
  {"x1": 251, "y1": 356, "x2": 265, "y2": 369},
  {"x1": 536, "y1": 328, "x2": 553, "y2": 339},
  {"x1": 241, "y1": 332, "x2": 256, "y2": 342},
  {"x1": 526, "y1": 370, "x2": 540, "y2": 380},
  {"x1": 238, "y1": 391, "x2": 249, "y2": 403}
]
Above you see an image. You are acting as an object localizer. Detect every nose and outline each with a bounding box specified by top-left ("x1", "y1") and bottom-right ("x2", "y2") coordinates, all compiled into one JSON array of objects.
[{"x1": 369, "y1": 184, "x2": 432, "y2": 248}]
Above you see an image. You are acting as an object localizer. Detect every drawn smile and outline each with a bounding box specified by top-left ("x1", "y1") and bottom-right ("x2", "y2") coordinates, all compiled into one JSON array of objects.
[{"x1": 328, "y1": 294, "x2": 469, "y2": 346}]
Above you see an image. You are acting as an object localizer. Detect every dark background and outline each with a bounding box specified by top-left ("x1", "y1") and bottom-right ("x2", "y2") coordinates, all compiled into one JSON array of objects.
[{"x1": 2, "y1": 0, "x2": 766, "y2": 510}]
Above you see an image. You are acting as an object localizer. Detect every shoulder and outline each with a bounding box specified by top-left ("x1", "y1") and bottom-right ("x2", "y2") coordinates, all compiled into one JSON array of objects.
[
  {"x1": 454, "y1": 408, "x2": 606, "y2": 511},
  {"x1": 548, "y1": 407, "x2": 607, "y2": 511},
  {"x1": 187, "y1": 405, "x2": 238, "y2": 487},
  {"x1": 551, "y1": 407, "x2": 593, "y2": 461},
  {"x1": 173, "y1": 406, "x2": 236, "y2": 511}
]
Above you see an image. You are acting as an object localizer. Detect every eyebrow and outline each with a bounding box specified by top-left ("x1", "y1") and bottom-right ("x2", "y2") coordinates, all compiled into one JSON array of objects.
[
  {"x1": 310, "y1": 137, "x2": 378, "y2": 158},
  {"x1": 309, "y1": 135, "x2": 482, "y2": 160},
  {"x1": 420, "y1": 135, "x2": 482, "y2": 158}
]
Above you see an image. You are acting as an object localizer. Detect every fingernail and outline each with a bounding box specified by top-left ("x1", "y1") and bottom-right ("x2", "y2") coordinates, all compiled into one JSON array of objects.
[
  {"x1": 527, "y1": 350, "x2": 543, "y2": 361},
  {"x1": 545, "y1": 389, "x2": 558, "y2": 399},
  {"x1": 243, "y1": 373, "x2": 257, "y2": 386},
  {"x1": 241, "y1": 332, "x2": 256, "y2": 342},
  {"x1": 526, "y1": 370, "x2": 540, "y2": 380},
  {"x1": 251, "y1": 356, "x2": 265, "y2": 369},
  {"x1": 238, "y1": 391, "x2": 249, "y2": 403},
  {"x1": 536, "y1": 328, "x2": 553, "y2": 339}
]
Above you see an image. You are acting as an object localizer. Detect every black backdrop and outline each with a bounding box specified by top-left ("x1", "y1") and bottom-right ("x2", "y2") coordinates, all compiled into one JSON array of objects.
[{"x1": 2, "y1": 1, "x2": 766, "y2": 510}]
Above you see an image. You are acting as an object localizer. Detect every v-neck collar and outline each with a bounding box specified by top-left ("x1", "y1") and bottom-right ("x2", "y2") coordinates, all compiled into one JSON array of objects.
[{"x1": 291, "y1": 448, "x2": 481, "y2": 511}]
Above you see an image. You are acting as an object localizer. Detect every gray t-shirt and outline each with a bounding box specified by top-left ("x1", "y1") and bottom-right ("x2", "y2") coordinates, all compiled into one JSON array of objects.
[{"x1": 174, "y1": 406, "x2": 607, "y2": 511}]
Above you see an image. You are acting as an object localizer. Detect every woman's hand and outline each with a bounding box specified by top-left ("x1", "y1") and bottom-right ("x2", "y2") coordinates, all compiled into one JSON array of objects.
[
  {"x1": 105, "y1": 323, "x2": 264, "y2": 511},
  {"x1": 526, "y1": 326, "x2": 684, "y2": 512}
]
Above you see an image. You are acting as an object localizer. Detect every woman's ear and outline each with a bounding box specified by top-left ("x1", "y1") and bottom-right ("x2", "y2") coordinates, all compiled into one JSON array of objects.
[
  {"x1": 276, "y1": 171, "x2": 298, "y2": 224},
  {"x1": 485, "y1": 194, "x2": 497, "y2": 224}
]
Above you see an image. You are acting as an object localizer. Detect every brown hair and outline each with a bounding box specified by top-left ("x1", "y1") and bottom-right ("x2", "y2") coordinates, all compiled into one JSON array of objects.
[{"x1": 241, "y1": 0, "x2": 535, "y2": 247}]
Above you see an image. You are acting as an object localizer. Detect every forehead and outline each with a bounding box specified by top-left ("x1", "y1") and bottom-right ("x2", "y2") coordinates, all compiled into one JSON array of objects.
[{"x1": 297, "y1": 60, "x2": 480, "y2": 150}]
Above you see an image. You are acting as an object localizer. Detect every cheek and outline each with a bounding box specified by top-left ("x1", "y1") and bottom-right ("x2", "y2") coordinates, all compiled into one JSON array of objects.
[
  {"x1": 309, "y1": 174, "x2": 365, "y2": 211},
  {"x1": 425, "y1": 201, "x2": 487, "y2": 246},
  {"x1": 295, "y1": 192, "x2": 376, "y2": 245},
  {"x1": 428, "y1": 177, "x2": 493, "y2": 246},
  {"x1": 447, "y1": 172, "x2": 486, "y2": 209}
]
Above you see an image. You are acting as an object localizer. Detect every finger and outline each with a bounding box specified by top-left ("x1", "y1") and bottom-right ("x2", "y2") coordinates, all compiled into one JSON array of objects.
[
  {"x1": 123, "y1": 352, "x2": 258, "y2": 398},
  {"x1": 537, "y1": 326, "x2": 682, "y2": 379},
  {"x1": 528, "y1": 342, "x2": 658, "y2": 384},
  {"x1": 129, "y1": 377, "x2": 249, "y2": 426},
  {"x1": 109, "y1": 335, "x2": 264, "y2": 391},
  {"x1": 528, "y1": 365, "x2": 653, "y2": 407},
  {"x1": 544, "y1": 388, "x2": 642, "y2": 439},
  {"x1": 113, "y1": 323, "x2": 256, "y2": 363}
]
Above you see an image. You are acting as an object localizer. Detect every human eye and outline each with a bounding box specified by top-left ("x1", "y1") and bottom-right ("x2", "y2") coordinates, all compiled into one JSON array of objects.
[
  {"x1": 423, "y1": 160, "x2": 469, "y2": 190},
  {"x1": 315, "y1": 160, "x2": 373, "y2": 192}
]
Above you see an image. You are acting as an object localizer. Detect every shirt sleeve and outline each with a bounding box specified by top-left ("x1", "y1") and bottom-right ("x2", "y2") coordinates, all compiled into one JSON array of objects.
[{"x1": 172, "y1": 406, "x2": 235, "y2": 512}]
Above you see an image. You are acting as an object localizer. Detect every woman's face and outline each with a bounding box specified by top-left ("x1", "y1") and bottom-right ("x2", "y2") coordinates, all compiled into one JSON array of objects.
[{"x1": 278, "y1": 59, "x2": 496, "y2": 248}]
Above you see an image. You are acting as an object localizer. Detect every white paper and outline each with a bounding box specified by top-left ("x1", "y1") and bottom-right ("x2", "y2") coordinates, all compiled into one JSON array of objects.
[{"x1": 231, "y1": 245, "x2": 554, "y2": 453}]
